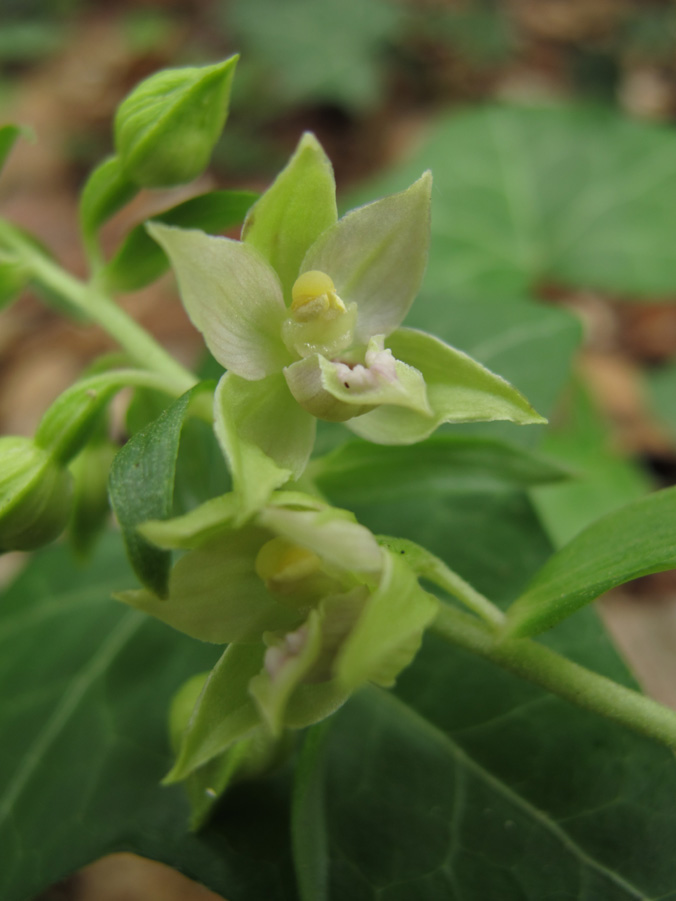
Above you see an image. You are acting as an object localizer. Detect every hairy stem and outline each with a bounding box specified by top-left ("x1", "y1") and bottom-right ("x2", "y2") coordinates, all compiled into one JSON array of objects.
[{"x1": 432, "y1": 602, "x2": 676, "y2": 751}]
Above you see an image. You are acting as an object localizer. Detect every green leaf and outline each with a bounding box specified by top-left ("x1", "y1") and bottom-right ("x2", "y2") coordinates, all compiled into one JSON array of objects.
[
  {"x1": 647, "y1": 362, "x2": 676, "y2": 441},
  {"x1": 311, "y1": 435, "x2": 570, "y2": 505},
  {"x1": 0, "y1": 256, "x2": 28, "y2": 312},
  {"x1": 115, "y1": 56, "x2": 238, "y2": 188},
  {"x1": 228, "y1": 0, "x2": 402, "y2": 112},
  {"x1": 530, "y1": 381, "x2": 650, "y2": 548},
  {"x1": 214, "y1": 372, "x2": 315, "y2": 521},
  {"x1": 101, "y1": 189, "x2": 257, "y2": 293},
  {"x1": 355, "y1": 105, "x2": 676, "y2": 301},
  {"x1": 0, "y1": 124, "x2": 21, "y2": 174},
  {"x1": 78, "y1": 156, "x2": 137, "y2": 256},
  {"x1": 242, "y1": 133, "x2": 337, "y2": 301},
  {"x1": 108, "y1": 388, "x2": 199, "y2": 597},
  {"x1": 292, "y1": 722, "x2": 332, "y2": 901},
  {"x1": 348, "y1": 328, "x2": 545, "y2": 444},
  {"x1": 505, "y1": 485, "x2": 676, "y2": 638}
]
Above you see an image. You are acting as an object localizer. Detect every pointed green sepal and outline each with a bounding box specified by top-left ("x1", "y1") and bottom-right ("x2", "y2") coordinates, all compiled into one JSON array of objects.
[
  {"x1": 303, "y1": 172, "x2": 432, "y2": 342},
  {"x1": 242, "y1": 132, "x2": 337, "y2": 301}
]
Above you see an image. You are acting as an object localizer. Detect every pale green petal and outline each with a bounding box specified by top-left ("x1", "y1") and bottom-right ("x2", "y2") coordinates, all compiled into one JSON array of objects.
[
  {"x1": 214, "y1": 372, "x2": 316, "y2": 522},
  {"x1": 302, "y1": 172, "x2": 431, "y2": 342},
  {"x1": 147, "y1": 223, "x2": 289, "y2": 379},
  {"x1": 284, "y1": 336, "x2": 431, "y2": 422},
  {"x1": 165, "y1": 643, "x2": 265, "y2": 781},
  {"x1": 139, "y1": 493, "x2": 239, "y2": 550},
  {"x1": 348, "y1": 328, "x2": 546, "y2": 444},
  {"x1": 116, "y1": 527, "x2": 301, "y2": 644},
  {"x1": 249, "y1": 610, "x2": 323, "y2": 736},
  {"x1": 242, "y1": 132, "x2": 337, "y2": 300},
  {"x1": 258, "y1": 504, "x2": 382, "y2": 574},
  {"x1": 334, "y1": 550, "x2": 438, "y2": 691}
]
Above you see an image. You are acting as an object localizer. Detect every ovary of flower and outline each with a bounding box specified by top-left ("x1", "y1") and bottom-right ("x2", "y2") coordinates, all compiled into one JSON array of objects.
[{"x1": 264, "y1": 625, "x2": 309, "y2": 679}]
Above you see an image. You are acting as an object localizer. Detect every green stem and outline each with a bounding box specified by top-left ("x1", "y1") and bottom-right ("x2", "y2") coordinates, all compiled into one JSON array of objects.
[
  {"x1": 0, "y1": 222, "x2": 197, "y2": 395},
  {"x1": 432, "y1": 602, "x2": 676, "y2": 751}
]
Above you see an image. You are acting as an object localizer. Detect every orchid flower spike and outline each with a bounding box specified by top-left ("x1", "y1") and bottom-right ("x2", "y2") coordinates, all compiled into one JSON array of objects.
[
  {"x1": 115, "y1": 489, "x2": 438, "y2": 810},
  {"x1": 148, "y1": 134, "x2": 544, "y2": 516}
]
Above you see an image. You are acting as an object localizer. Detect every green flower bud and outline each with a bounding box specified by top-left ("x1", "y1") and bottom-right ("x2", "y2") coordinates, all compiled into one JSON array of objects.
[
  {"x1": 114, "y1": 56, "x2": 237, "y2": 188},
  {"x1": 0, "y1": 436, "x2": 72, "y2": 552}
]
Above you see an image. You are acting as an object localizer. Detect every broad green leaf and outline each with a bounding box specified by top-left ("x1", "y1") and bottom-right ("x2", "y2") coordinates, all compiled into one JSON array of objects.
[
  {"x1": 109, "y1": 388, "x2": 198, "y2": 597},
  {"x1": 6, "y1": 491, "x2": 676, "y2": 897},
  {"x1": 0, "y1": 536, "x2": 297, "y2": 901},
  {"x1": 505, "y1": 485, "x2": 676, "y2": 638},
  {"x1": 0, "y1": 124, "x2": 20, "y2": 173},
  {"x1": 355, "y1": 105, "x2": 676, "y2": 301},
  {"x1": 242, "y1": 133, "x2": 337, "y2": 301},
  {"x1": 148, "y1": 223, "x2": 290, "y2": 379},
  {"x1": 115, "y1": 57, "x2": 238, "y2": 188},
  {"x1": 79, "y1": 156, "x2": 137, "y2": 255},
  {"x1": 348, "y1": 328, "x2": 545, "y2": 444},
  {"x1": 228, "y1": 0, "x2": 402, "y2": 112},
  {"x1": 214, "y1": 372, "x2": 315, "y2": 521},
  {"x1": 292, "y1": 722, "x2": 332, "y2": 901},
  {"x1": 310, "y1": 435, "x2": 569, "y2": 505},
  {"x1": 101, "y1": 189, "x2": 257, "y2": 292},
  {"x1": 530, "y1": 381, "x2": 650, "y2": 548},
  {"x1": 303, "y1": 173, "x2": 432, "y2": 342}
]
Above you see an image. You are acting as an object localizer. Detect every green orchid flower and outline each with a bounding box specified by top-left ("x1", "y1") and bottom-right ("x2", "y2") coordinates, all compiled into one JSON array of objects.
[
  {"x1": 148, "y1": 134, "x2": 544, "y2": 516},
  {"x1": 116, "y1": 490, "x2": 438, "y2": 796}
]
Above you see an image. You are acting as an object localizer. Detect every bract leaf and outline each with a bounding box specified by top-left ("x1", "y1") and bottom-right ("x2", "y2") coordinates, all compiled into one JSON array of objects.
[
  {"x1": 302, "y1": 172, "x2": 431, "y2": 342},
  {"x1": 335, "y1": 550, "x2": 438, "y2": 691},
  {"x1": 347, "y1": 328, "x2": 545, "y2": 444},
  {"x1": 214, "y1": 372, "x2": 315, "y2": 521},
  {"x1": 505, "y1": 485, "x2": 676, "y2": 638},
  {"x1": 283, "y1": 341, "x2": 430, "y2": 422},
  {"x1": 115, "y1": 57, "x2": 238, "y2": 188},
  {"x1": 109, "y1": 386, "x2": 204, "y2": 597},
  {"x1": 166, "y1": 643, "x2": 265, "y2": 781},
  {"x1": 117, "y1": 527, "x2": 300, "y2": 644},
  {"x1": 148, "y1": 223, "x2": 289, "y2": 379},
  {"x1": 79, "y1": 156, "x2": 137, "y2": 254},
  {"x1": 242, "y1": 133, "x2": 337, "y2": 301},
  {"x1": 102, "y1": 189, "x2": 258, "y2": 293},
  {"x1": 140, "y1": 493, "x2": 240, "y2": 550},
  {"x1": 311, "y1": 435, "x2": 570, "y2": 505}
]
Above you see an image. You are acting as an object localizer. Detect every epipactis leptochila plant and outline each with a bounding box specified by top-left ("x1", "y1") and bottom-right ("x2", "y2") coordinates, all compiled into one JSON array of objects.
[{"x1": 148, "y1": 133, "x2": 544, "y2": 518}]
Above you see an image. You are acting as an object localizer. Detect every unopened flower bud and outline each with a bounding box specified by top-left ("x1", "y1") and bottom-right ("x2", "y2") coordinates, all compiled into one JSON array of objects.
[{"x1": 0, "y1": 436, "x2": 72, "y2": 551}]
